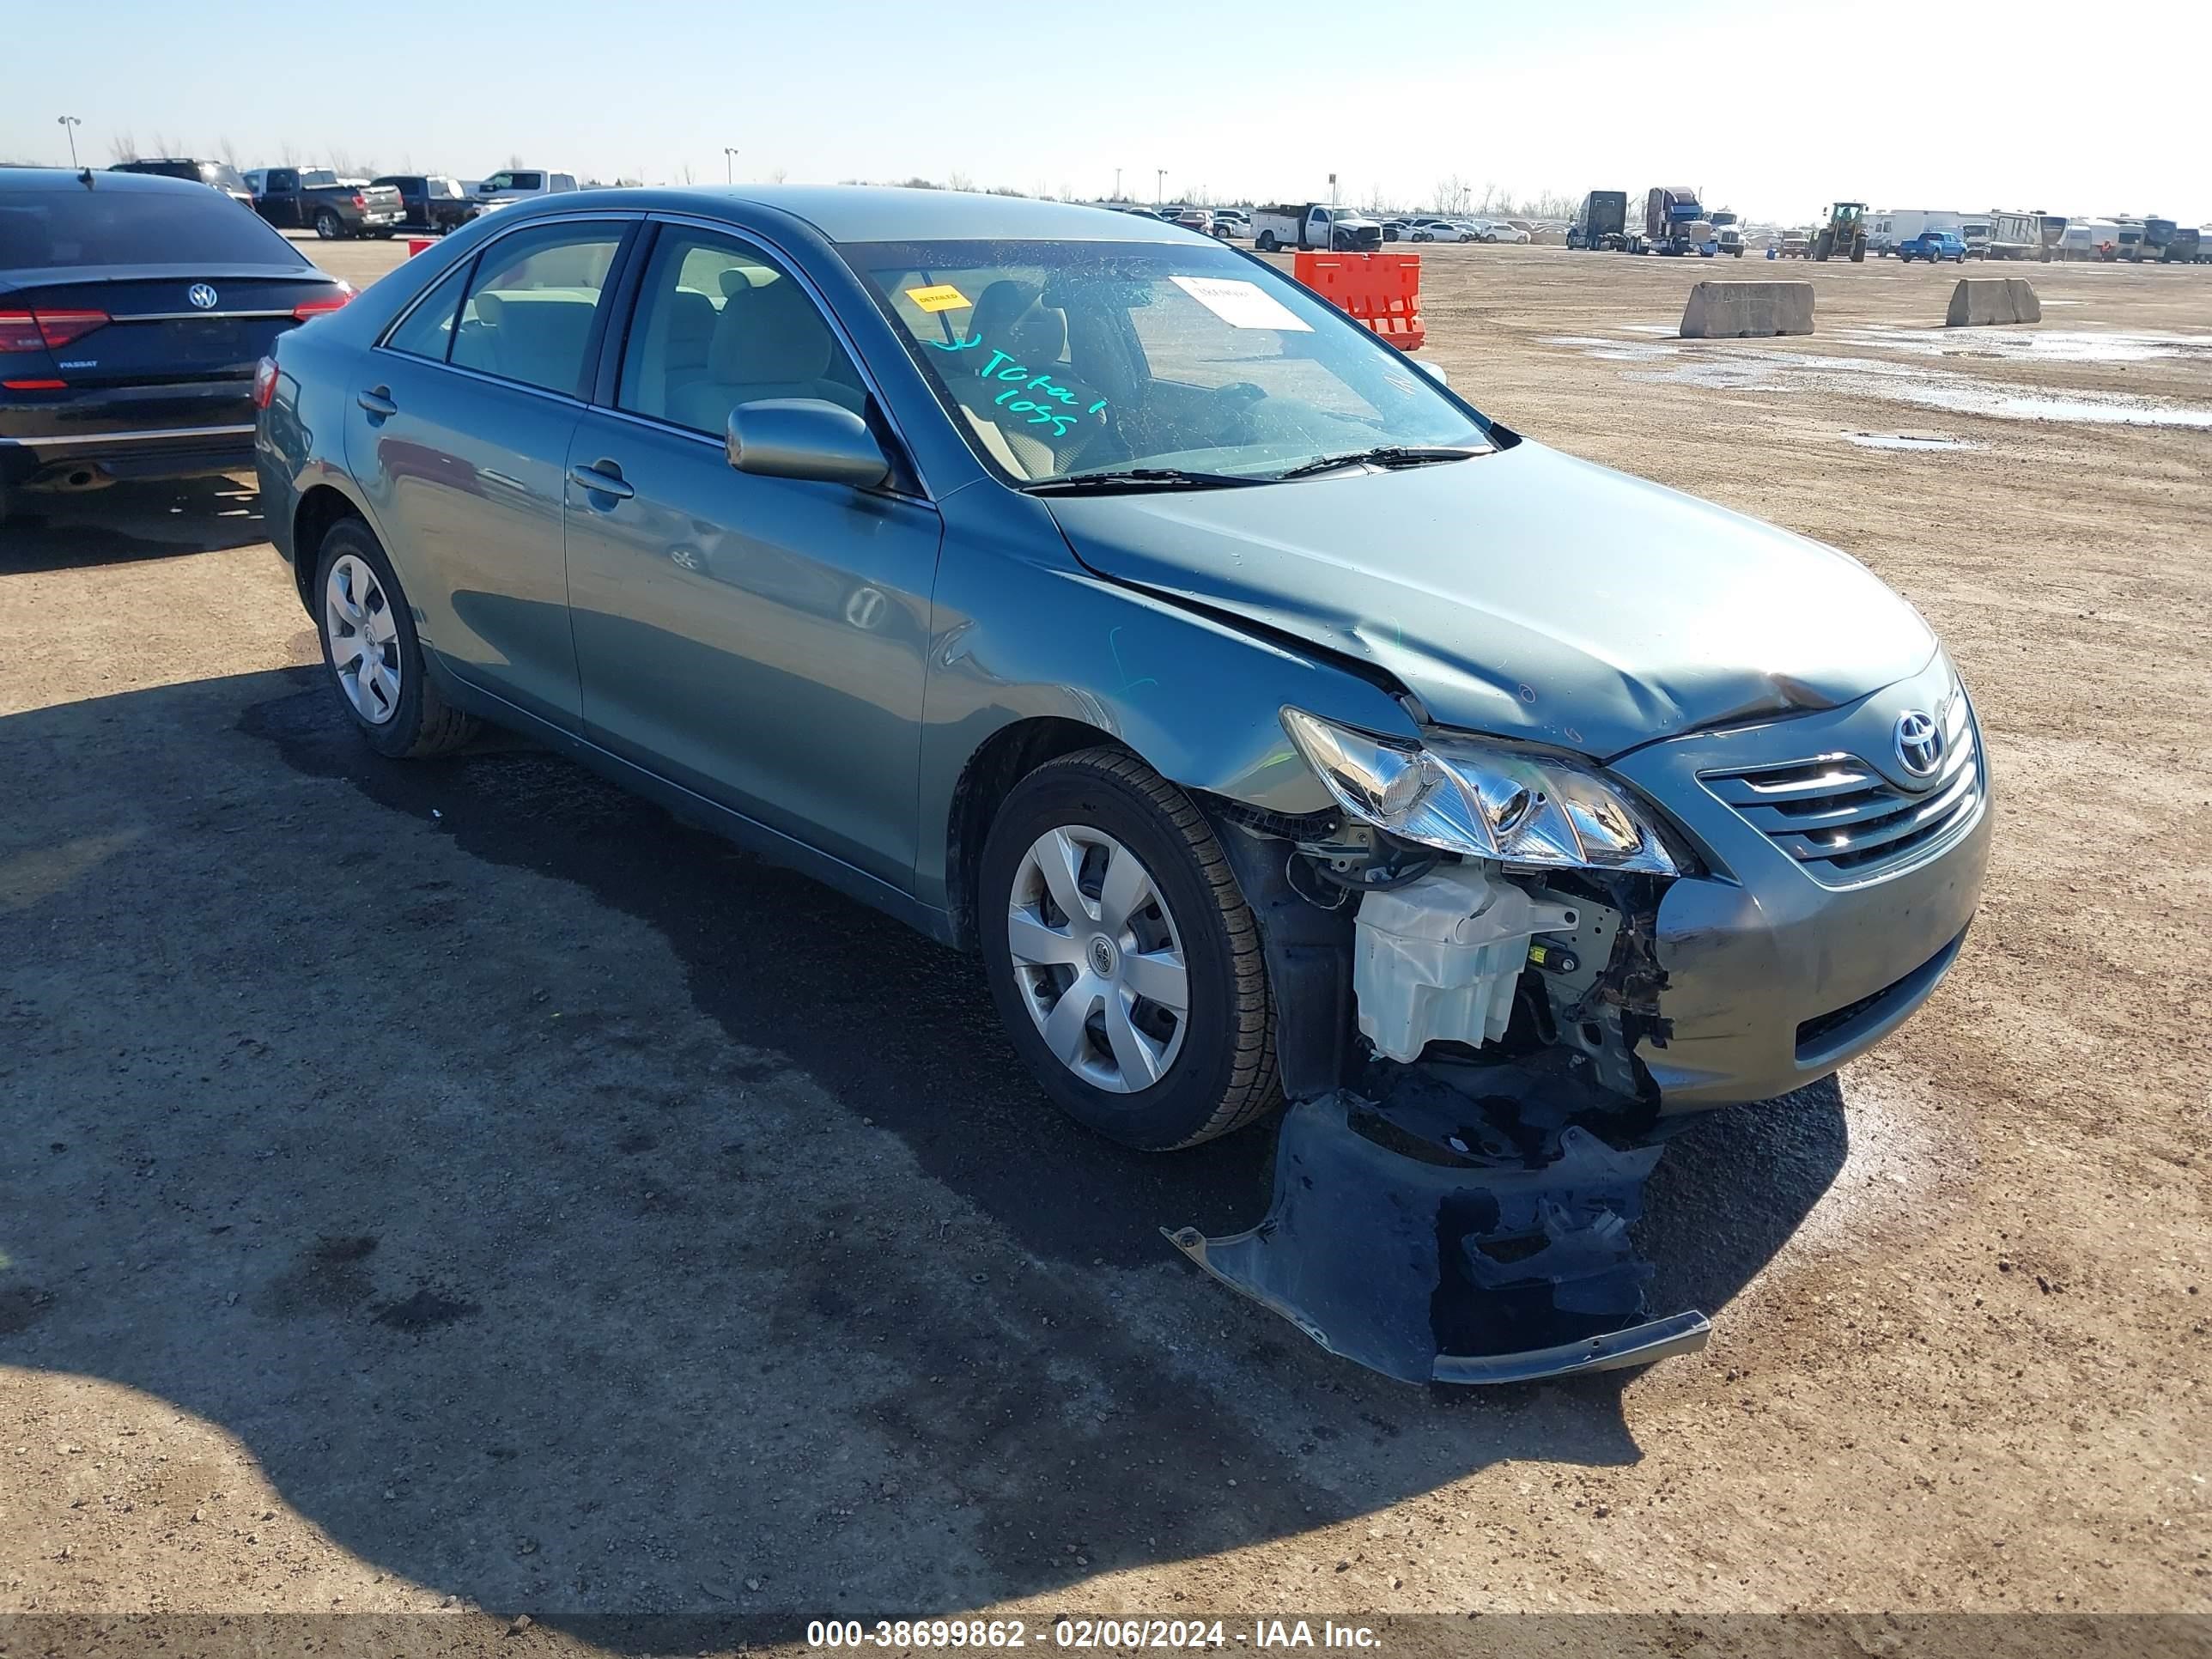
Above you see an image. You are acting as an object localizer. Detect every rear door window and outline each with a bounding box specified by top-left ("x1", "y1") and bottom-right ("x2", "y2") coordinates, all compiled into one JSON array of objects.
[
  {"x1": 449, "y1": 223, "x2": 628, "y2": 396},
  {"x1": 0, "y1": 188, "x2": 307, "y2": 269}
]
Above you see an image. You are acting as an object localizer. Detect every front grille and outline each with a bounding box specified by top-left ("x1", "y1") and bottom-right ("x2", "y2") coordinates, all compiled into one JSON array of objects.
[{"x1": 1700, "y1": 696, "x2": 1981, "y2": 883}]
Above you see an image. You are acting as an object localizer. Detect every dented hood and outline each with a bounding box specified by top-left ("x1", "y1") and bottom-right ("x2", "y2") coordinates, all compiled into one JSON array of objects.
[{"x1": 1046, "y1": 441, "x2": 1937, "y2": 759}]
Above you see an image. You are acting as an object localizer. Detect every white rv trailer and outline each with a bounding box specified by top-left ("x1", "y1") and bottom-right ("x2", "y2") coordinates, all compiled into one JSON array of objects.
[
  {"x1": 1987, "y1": 209, "x2": 2064, "y2": 260},
  {"x1": 1865, "y1": 208, "x2": 1965, "y2": 256},
  {"x1": 2059, "y1": 219, "x2": 2123, "y2": 259}
]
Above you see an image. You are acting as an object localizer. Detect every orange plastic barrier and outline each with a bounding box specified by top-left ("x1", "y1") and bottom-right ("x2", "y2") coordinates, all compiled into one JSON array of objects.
[{"x1": 1292, "y1": 252, "x2": 1425, "y2": 350}]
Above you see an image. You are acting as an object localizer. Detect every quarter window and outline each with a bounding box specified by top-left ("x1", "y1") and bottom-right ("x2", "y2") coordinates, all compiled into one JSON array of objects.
[
  {"x1": 384, "y1": 261, "x2": 472, "y2": 362},
  {"x1": 448, "y1": 225, "x2": 625, "y2": 396}
]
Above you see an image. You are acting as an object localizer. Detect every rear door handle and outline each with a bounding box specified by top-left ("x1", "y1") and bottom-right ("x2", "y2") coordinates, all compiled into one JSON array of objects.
[
  {"x1": 568, "y1": 461, "x2": 634, "y2": 500},
  {"x1": 356, "y1": 386, "x2": 397, "y2": 416}
]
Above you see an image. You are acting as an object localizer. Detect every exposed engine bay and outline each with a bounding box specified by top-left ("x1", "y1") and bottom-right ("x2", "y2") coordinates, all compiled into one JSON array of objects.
[{"x1": 1182, "y1": 811, "x2": 1710, "y2": 1385}]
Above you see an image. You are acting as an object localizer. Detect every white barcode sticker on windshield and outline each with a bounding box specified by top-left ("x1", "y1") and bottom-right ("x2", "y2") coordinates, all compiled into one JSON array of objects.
[{"x1": 1169, "y1": 275, "x2": 1311, "y2": 331}]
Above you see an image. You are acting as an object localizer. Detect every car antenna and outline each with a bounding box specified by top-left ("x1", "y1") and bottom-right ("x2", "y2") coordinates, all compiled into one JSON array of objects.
[{"x1": 78, "y1": 167, "x2": 95, "y2": 189}]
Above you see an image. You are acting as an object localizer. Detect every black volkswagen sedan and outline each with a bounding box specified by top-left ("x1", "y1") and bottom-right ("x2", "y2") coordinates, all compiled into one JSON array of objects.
[{"x1": 0, "y1": 167, "x2": 351, "y2": 523}]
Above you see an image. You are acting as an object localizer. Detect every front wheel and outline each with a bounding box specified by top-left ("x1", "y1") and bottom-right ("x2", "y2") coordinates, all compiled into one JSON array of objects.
[
  {"x1": 978, "y1": 748, "x2": 1279, "y2": 1151},
  {"x1": 313, "y1": 519, "x2": 480, "y2": 758}
]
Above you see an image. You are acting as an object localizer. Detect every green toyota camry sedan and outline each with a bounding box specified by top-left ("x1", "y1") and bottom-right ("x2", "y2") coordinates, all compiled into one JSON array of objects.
[{"x1": 254, "y1": 186, "x2": 1990, "y2": 1151}]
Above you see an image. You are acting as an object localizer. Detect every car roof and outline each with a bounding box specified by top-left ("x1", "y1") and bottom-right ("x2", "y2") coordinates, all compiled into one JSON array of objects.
[
  {"x1": 1, "y1": 165, "x2": 215, "y2": 197},
  {"x1": 488, "y1": 184, "x2": 1198, "y2": 245}
]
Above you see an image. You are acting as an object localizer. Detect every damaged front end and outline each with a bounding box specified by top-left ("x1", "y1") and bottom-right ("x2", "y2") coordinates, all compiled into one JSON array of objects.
[
  {"x1": 1168, "y1": 1066, "x2": 1710, "y2": 1386},
  {"x1": 1182, "y1": 710, "x2": 1711, "y2": 1385}
]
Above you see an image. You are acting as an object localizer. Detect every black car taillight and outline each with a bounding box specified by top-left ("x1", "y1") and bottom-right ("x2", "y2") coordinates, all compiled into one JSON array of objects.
[{"x1": 0, "y1": 307, "x2": 108, "y2": 352}]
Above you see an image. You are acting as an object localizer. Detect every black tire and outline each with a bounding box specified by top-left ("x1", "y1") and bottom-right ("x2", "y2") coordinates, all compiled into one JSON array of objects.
[
  {"x1": 312, "y1": 518, "x2": 479, "y2": 759},
  {"x1": 978, "y1": 747, "x2": 1279, "y2": 1152},
  {"x1": 314, "y1": 210, "x2": 343, "y2": 240},
  {"x1": 1255, "y1": 231, "x2": 1277, "y2": 252}
]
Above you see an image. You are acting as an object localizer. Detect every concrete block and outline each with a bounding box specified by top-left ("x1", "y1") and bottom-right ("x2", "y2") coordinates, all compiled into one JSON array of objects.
[
  {"x1": 1678, "y1": 281, "x2": 1816, "y2": 339},
  {"x1": 1946, "y1": 276, "x2": 2042, "y2": 326}
]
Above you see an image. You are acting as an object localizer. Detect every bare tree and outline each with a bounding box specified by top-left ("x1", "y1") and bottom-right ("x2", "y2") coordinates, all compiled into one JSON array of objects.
[
  {"x1": 946, "y1": 169, "x2": 974, "y2": 192},
  {"x1": 218, "y1": 136, "x2": 240, "y2": 169},
  {"x1": 109, "y1": 130, "x2": 137, "y2": 162},
  {"x1": 769, "y1": 166, "x2": 787, "y2": 184},
  {"x1": 279, "y1": 140, "x2": 300, "y2": 166}
]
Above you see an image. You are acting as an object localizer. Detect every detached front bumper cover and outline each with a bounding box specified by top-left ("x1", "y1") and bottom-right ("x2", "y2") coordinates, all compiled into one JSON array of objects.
[{"x1": 1167, "y1": 1073, "x2": 1711, "y2": 1385}]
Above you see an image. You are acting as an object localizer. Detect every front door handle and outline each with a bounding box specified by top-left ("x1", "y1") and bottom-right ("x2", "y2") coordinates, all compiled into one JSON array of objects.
[
  {"x1": 356, "y1": 386, "x2": 397, "y2": 416},
  {"x1": 568, "y1": 461, "x2": 634, "y2": 500}
]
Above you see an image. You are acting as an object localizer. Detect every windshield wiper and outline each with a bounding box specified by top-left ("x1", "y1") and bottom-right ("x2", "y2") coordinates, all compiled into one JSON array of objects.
[
  {"x1": 1274, "y1": 445, "x2": 1488, "y2": 482},
  {"x1": 1024, "y1": 467, "x2": 1273, "y2": 495}
]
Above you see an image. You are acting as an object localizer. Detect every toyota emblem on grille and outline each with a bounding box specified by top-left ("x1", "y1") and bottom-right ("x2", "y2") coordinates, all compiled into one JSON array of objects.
[
  {"x1": 187, "y1": 283, "x2": 219, "y2": 310},
  {"x1": 1894, "y1": 709, "x2": 1944, "y2": 778}
]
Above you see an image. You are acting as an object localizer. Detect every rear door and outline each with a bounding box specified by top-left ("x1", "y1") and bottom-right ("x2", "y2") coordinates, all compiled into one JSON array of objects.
[
  {"x1": 260, "y1": 167, "x2": 300, "y2": 227},
  {"x1": 344, "y1": 216, "x2": 638, "y2": 728}
]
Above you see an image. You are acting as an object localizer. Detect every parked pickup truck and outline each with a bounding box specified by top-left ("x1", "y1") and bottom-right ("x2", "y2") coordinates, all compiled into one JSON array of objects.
[
  {"x1": 247, "y1": 167, "x2": 404, "y2": 240},
  {"x1": 1898, "y1": 229, "x2": 1968, "y2": 263},
  {"x1": 1251, "y1": 204, "x2": 1382, "y2": 252},
  {"x1": 373, "y1": 174, "x2": 482, "y2": 234}
]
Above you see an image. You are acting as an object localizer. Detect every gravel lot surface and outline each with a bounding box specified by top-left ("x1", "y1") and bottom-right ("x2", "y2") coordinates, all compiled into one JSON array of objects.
[{"x1": 3, "y1": 233, "x2": 2205, "y2": 1656}]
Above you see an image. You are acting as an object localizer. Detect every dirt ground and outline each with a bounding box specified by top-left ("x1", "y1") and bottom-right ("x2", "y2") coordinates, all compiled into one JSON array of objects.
[{"x1": 3, "y1": 234, "x2": 2207, "y2": 1656}]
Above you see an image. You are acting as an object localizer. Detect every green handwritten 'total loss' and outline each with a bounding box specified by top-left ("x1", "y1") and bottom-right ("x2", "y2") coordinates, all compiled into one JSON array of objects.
[{"x1": 925, "y1": 335, "x2": 1109, "y2": 425}]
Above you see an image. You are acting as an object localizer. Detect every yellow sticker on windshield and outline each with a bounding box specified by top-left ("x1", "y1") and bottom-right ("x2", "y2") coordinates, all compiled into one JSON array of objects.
[{"x1": 905, "y1": 283, "x2": 972, "y2": 313}]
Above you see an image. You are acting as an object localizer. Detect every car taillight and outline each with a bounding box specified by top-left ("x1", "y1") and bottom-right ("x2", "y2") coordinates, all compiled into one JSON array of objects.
[
  {"x1": 252, "y1": 356, "x2": 280, "y2": 410},
  {"x1": 291, "y1": 288, "x2": 353, "y2": 322},
  {"x1": 351, "y1": 191, "x2": 368, "y2": 209},
  {"x1": 0, "y1": 307, "x2": 108, "y2": 352}
]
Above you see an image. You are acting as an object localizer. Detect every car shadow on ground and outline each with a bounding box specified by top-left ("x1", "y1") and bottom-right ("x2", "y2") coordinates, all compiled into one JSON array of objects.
[
  {"x1": 3, "y1": 666, "x2": 1846, "y2": 1644},
  {"x1": 0, "y1": 475, "x2": 264, "y2": 572}
]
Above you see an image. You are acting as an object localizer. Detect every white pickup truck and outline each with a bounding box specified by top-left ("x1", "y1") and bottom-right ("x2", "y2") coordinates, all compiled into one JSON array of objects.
[{"x1": 1251, "y1": 204, "x2": 1383, "y2": 252}]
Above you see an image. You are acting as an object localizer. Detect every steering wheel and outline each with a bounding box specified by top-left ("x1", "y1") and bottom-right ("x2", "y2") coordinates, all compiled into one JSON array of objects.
[{"x1": 1206, "y1": 380, "x2": 1269, "y2": 445}]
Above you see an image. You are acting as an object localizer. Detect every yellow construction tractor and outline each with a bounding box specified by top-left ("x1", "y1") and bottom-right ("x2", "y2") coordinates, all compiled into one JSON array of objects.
[{"x1": 1815, "y1": 202, "x2": 1868, "y2": 262}]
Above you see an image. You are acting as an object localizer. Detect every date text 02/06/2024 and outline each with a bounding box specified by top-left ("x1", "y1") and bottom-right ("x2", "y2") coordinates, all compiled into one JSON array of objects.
[{"x1": 805, "y1": 1619, "x2": 1382, "y2": 1650}]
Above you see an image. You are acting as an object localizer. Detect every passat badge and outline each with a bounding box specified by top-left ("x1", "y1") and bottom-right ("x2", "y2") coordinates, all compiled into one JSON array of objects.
[
  {"x1": 1893, "y1": 710, "x2": 1944, "y2": 778},
  {"x1": 188, "y1": 283, "x2": 219, "y2": 309}
]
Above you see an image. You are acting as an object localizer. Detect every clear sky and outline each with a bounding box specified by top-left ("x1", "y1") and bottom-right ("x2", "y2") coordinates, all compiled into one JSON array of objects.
[{"x1": 11, "y1": 0, "x2": 2208, "y2": 226}]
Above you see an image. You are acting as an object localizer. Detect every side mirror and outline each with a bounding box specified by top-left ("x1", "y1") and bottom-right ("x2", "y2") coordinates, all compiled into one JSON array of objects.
[
  {"x1": 726, "y1": 398, "x2": 890, "y2": 490},
  {"x1": 1415, "y1": 360, "x2": 1449, "y2": 386}
]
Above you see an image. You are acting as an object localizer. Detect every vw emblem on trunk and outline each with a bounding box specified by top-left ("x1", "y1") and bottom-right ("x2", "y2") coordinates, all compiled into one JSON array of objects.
[
  {"x1": 187, "y1": 283, "x2": 219, "y2": 309},
  {"x1": 1893, "y1": 709, "x2": 1944, "y2": 778}
]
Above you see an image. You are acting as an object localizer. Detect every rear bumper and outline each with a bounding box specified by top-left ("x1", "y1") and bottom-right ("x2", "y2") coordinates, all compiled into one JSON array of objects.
[
  {"x1": 0, "y1": 381, "x2": 255, "y2": 489},
  {"x1": 1608, "y1": 657, "x2": 1993, "y2": 1109}
]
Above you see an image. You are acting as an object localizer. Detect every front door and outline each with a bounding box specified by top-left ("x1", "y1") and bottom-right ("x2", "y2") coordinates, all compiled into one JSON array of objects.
[
  {"x1": 561, "y1": 222, "x2": 941, "y2": 890},
  {"x1": 344, "y1": 217, "x2": 635, "y2": 726}
]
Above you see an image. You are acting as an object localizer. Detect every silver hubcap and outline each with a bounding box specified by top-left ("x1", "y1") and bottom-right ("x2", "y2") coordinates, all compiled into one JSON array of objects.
[
  {"x1": 323, "y1": 554, "x2": 402, "y2": 725},
  {"x1": 1007, "y1": 827, "x2": 1189, "y2": 1094}
]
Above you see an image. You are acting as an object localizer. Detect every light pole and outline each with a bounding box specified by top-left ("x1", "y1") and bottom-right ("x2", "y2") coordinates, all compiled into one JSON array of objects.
[
  {"x1": 1155, "y1": 168, "x2": 1166, "y2": 207},
  {"x1": 724, "y1": 147, "x2": 739, "y2": 183},
  {"x1": 57, "y1": 115, "x2": 82, "y2": 169},
  {"x1": 1113, "y1": 166, "x2": 1121, "y2": 203}
]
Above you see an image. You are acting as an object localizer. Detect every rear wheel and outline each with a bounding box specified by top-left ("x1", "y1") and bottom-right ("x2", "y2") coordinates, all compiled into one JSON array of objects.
[
  {"x1": 978, "y1": 748, "x2": 1279, "y2": 1151},
  {"x1": 313, "y1": 518, "x2": 479, "y2": 759},
  {"x1": 314, "y1": 210, "x2": 343, "y2": 240},
  {"x1": 1255, "y1": 231, "x2": 1277, "y2": 252}
]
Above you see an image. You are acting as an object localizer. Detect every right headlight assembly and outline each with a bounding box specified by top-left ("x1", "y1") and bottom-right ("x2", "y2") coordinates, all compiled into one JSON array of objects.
[{"x1": 1279, "y1": 707, "x2": 1680, "y2": 876}]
